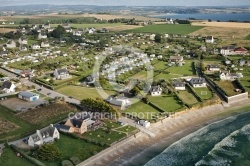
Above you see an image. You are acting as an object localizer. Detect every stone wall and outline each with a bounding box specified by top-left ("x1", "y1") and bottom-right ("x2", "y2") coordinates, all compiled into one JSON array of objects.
[{"x1": 227, "y1": 92, "x2": 248, "y2": 103}]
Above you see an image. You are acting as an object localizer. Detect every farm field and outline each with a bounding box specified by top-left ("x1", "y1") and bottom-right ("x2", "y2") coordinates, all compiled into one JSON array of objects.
[
  {"x1": 193, "y1": 87, "x2": 213, "y2": 100},
  {"x1": 39, "y1": 134, "x2": 104, "y2": 166},
  {"x1": 178, "y1": 90, "x2": 199, "y2": 105},
  {"x1": 16, "y1": 102, "x2": 77, "y2": 125},
  {"x1": 57, "y1": 85, "x2": 115, "y2": 100},
  {"x1": 215, "y1": 81, "x2": 241, "y2": 97},
  {"x1": 148, "y1": 95, "x2": 183, "y2": 112},
  {"x1": 125, "y1": 101, "x2": 160, "y2": 120},
  {"x1": 0, "y1": 147, "x2": 32, "y2": 166},
  {"x1": 190, "y1": 23, "x2": 250, "y2": 39},
  {"x1": 0, "y1": 28, "x2": 16, "y2": 33},
  {"x1": 51, "y1": 23, "x2": 123, "y2": 29},
  {"x1": 245, "y1": 34, "x2": 250, "y2": 40},
  {"x1": 0, "y1": 105, "x2": 34, "y2": 142},
  {"x1": 0, "y1": 116, "x2": 18, "y2": 135},
  {"x1": 125, "y1": 24, "x2": 204, "y2": 35}
]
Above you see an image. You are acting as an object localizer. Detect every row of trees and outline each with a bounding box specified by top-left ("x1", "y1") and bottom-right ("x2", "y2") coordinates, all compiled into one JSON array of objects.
[{"x1": 80, "y1": 98, "x2": 119, "y2": 117}]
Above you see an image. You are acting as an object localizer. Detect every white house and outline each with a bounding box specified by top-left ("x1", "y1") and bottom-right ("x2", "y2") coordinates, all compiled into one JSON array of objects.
[
  {"x1": 150, "y1": 85, "x2": 162, "y2": 96},
  {"x1": 31, "y1": 44, "x2": 40, "y2": 50},
  {"x1": 205, "y1": 36, "x2": 214, "y2": 43},
  {"x1": 18, "y1": 37, "x2": 28, "y2": 45},
  {"x1": 173, "y1": 82, "x2": 186, "y2": 91},
  {"x1": 54, "y1": 68, "x2": 71, "y2": 80},
  {"x1": 28, "y1": 124, "x2": 60, "y2": 147},
  {"x1": 61, "y1": 23, "x2": 70, "y2": 29},
  {"x1": 190, "y1": 78, "x2": 206, "y2": 88},
  {"x1": 6, "y1": 40, "x2": 16, "y2": 48},
  {"x1": 149, "y1": 34, "x2": 156, "y2": 41},
  {"x1": 18, "y1": 91, "x2": 39, "y2": 101},
  {"x1": 138, "y1": 120, "x2": 150, "y2": 128},
  {"x1": 41, "y1": 41, "x2": 50, "y2": 48},
  {"x1": 207, "y1": 64, "x2": 220, "y2": 71},
  {"x1": 73, "y1": 29, "x2": 84, "y2": 36},
  {"x1": 65, "y1": 28, "x2": 72, "y2": 33},
  {"x1": 1, "y1": 81, "x2": 15, "y2": 93},
  {"x1": 106, "y1": 96, "x2": 131, "y2": 109},
  {"x1": 220, "y1": 71, "x2": 243, "y2": 81},
  {"x1": 19, "y1": 46, "x2": 27, "y2": 51},
  {"x1": 38, "y1": 32, "x2": 47, "y2": 39},
  {"x1": 169, "y1": 55, "x2": 183, "y2": 62}
]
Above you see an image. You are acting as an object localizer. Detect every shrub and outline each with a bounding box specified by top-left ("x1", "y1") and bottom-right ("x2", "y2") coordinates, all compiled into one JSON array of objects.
[
  {"x1": 61, "y1": 160, "x2": 74, "y2": 166},
  {"x1": 36, "y1": 144, "x2": 62, "y2": 161},
  {"x1": 70, "y1": 157, "x2": 81, "y2": 165}
]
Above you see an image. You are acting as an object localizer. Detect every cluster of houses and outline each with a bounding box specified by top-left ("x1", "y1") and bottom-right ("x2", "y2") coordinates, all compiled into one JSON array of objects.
[
  {"x1": 173, "y1": 77, "x2": 207, "y2": 91},
  {"x1": 1, "y1": 48, "x2": 68, "y2": 66},
  {"x1": 100, "y1": 50, "x2": 154, "y2": 80},
  {"x1": 4, "y1": 37, "x2": 51, "y2": 51},
  {"x1": 220, "y1": 45, "x2": 248, "y2": 56}
]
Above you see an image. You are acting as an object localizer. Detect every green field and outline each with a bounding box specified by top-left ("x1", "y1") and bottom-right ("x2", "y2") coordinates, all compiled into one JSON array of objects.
[
  {"x1": 51, "y1": 23, "x2": 124, "y2": 29},
  {"x1": 148, "y1": 95, "x2": 183, "y2": 112},
  {"x1": 125, "y1": 101, "x2": 160, "y2": 120},
  {"x1": 114, "y1": 125, "x2": 138, "y2": 133},
  {"x1": 125, "y1": 24, "x2": 204, "y2": 35},
  {"x1": 215, "y1": 81, "x2": 241, "y2": 97},
  {"x1": 40, "y1": 134, "x2": 104, "y2": 166},
  {"x1": 57, "y1": 85, "x2": 116, "y2": 100},
  {"x1": 193, "y1": 87, "x2": 213, "y2": 100},
  {"x1": 178, "y1": 90, "x2": 199, "y2": 105},
  {"x1": 245, "y1": 34, "x2": 250, "y2": 40},
  {"x1": 0, "y1": 147, "x2": 32, "y2": 166},
  {"x1": 82, "y1": 128, "x2": 126, "y2": 145},
  {"x1": 0, "y1": 105, "x2": 34, "y2": 142}
]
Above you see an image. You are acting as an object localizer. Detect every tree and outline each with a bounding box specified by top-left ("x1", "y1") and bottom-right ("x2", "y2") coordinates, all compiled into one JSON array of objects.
[
  {"x1": 50, "y1": 25, "x2": 65, "y2": 38},
  {"x1": 130, "y1": 87, "x2": 140, "y2": 96},
  {"x1": 155, "y1": 34, "x2": 162, "y2": 43},
  {"x1": 49, "y1": 79, "x2": 55, "y2": 85},
  {"x1": 36, "y1": 144, "x2": 62, "y2": 161}
]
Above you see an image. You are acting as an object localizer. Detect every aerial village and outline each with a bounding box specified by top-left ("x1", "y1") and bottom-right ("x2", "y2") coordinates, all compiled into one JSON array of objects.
[{"x1": 0, "y1": 17, "x2": 249, "y2": 165}]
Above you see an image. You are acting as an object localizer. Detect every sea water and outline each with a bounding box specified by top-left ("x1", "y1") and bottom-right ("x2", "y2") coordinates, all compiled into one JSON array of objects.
[{"x1": 145, "y1": 111, "x2": 250, "y2": 166}]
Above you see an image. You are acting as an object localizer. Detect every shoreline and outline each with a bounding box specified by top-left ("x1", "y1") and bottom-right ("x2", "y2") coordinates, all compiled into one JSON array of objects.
[{"x1": 78, "y1": 99, "x2": 250, "y2": 166}]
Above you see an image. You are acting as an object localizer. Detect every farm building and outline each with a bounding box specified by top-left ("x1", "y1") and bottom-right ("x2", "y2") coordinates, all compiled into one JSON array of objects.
[{"x1": 18, "y1": 91, "x2": 39, "y2": 101}]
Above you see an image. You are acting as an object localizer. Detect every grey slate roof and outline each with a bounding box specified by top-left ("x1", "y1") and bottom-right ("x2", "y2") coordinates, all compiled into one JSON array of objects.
[
  {"x1": 190, "y1": 78, "x2": 206, "y2": 84},
  {"x1": 1, "y1": 81, "x2": 12, "y2": 89},
  {"x1": 19, "y1": 91, "x2": 39, "y2": 98}
]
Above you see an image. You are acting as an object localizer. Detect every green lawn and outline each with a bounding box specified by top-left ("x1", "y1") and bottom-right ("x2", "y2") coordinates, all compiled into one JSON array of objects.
[
  {"x1": 125, "y1": 101, "x2": 161, "y2": 120},
  {"x1": 193, "y1": 87, "x2": 213, "y2": 100},
  {"x1": 82, "y1": 128, "x2": 126, "y2": 145},
  {"x1": 125, "y1": 24, "x2": 204, "y2": 35},
  {"x1": 103, "y1": 120, "x2": 122, "y2": 129},
  {"x1": 148, "y1": 95, "x2": 183, "y2": 112},
  {"x1": 40, "y1": 134, "x2": 104, "y2": 166},
  {"x1": 57, "y1": 85, "x2": 116, "y2": 100},
  {"x1": 167, "y1": 61, "x2": 194, "y2": 76},
  {"x1": 178, "y1": 90, "x2": 199, "y2": 105},
  {"x1": 215, "y1": 81, "x2": 241, "y2": 97},
  {"x1": 114, "y1": 125, "x2": 138, "y2": 133},
  {"x1": 0, "y1": 147, "x2": 32, "y2": 166}
]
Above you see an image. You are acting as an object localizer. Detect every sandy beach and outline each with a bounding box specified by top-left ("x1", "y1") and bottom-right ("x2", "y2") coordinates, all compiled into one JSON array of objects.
[{"x1": 78, "y1": 99, "x2": 250, "y2": 166}]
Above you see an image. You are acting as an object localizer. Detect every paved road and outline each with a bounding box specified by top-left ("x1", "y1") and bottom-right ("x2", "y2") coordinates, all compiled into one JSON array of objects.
[{"x1": 0, "y1": 68, "x2": 80, "y2": 104}]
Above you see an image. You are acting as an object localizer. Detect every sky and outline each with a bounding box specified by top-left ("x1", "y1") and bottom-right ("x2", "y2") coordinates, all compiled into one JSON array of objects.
[{"x1": 0, "y1": 0, "x2": 250, "y2": 6}]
